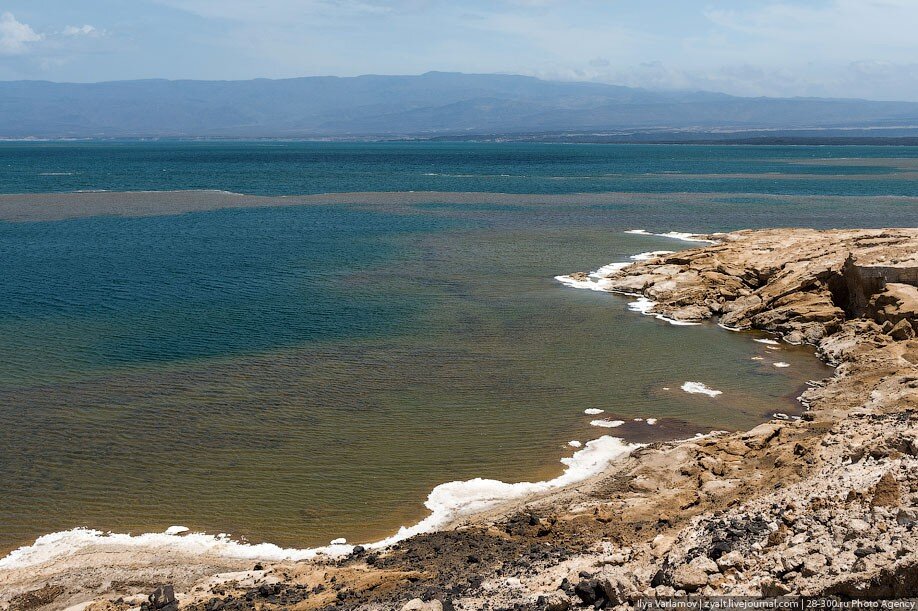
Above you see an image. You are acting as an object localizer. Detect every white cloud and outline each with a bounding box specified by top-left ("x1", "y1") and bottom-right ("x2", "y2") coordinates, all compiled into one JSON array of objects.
[
  {"x1": 500, "y1": 0, "x2": 918, "y2": 100},
  {"x1": 63, "y1": 24, "x2": 103, "y2": 38},
  {"x1": 703, "y1": 0, "x2": 918, "y2": 60},
  {"x1": 531, "y1": 58, "x2": 918, "y2": 102},
  {"x1": 462, "y1": 8, "x2": 651, "y2": 66},
  {"x1": 155, "y1": 0, "x2": 395, "y2": 22},
  {"x1": 0, "y1": 12, "x2": 42, "y2": 55},
  {"x1": 502, "y1": 0, "x2": 559, "y2": 6}
]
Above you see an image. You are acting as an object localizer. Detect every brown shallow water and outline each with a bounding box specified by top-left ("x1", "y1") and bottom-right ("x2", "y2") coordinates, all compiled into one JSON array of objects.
[{"x1": 0, "y1": 203, "x2": 831, "y2": 556}]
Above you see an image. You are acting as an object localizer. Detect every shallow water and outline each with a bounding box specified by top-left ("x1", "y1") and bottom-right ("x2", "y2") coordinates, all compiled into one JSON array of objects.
[{"x1": 1, "y1": 142, "x2": 912, "y2": 555}]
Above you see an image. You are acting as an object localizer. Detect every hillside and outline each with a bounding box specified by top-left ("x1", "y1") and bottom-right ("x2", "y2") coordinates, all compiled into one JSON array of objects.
[{"x1": 2, "y1": 72, "x2": 918, "y2": 138}]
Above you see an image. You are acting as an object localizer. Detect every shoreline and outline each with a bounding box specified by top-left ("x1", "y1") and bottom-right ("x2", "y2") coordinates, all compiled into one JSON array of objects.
[
  {"x1": 0, "y1": 230, "x2": 781, "y2": 572},
  {"x1": 2, "y1": 227, "x2": 917, "y2": 610},
  {"x1": 0, "y1": 229, "x2": 804, "y2": 568}
]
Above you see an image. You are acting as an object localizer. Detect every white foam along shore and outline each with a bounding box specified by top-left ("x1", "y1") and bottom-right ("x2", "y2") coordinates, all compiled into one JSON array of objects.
[
  {"x1": 557, "y1": 231, "x2": 812, "y2": 350},
  {"x1": 626, "y1": 296, "x2": 701, "y2": 326},
  {"x1": 681, "y1": 381, "x2": 723, "y2": 397},
  {"x1": 590, "y1": 419, "x2": 625, "y2": 428},
  {"x1": 555, "y1": 232, "x2": 711, "y2": 325},
  {"x1": 630, "y1": 250, "x2": 675, "y2": 261},
  {"x1": 624, "y1": 229, "x2": 718, "y2": 244},
  {"x1": 554, "y1": 262, "x2": 630, "y2": 292},
  {"x1": 0, "y1": 435, "x2": 642, "y2": 571}
]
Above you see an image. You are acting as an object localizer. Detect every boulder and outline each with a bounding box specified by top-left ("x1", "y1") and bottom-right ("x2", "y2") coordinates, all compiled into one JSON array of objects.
[
  {"x1": 896, "y1": 508, "x2": 917, "y2": 526},
  {"x1": 742, "y1": 422, "x2": 783, "y2": 449},
  {"x1": 596, "y1": 568, "x2": 640, "y2": 606},
  {"x1": 781, "y1": 546, "x2": 807, "y2": 573},
  {"x1": 573, "y1": 579, "x2": 603, "y2": 606},
  {"x1": 716, "y1": 551, "x2": 746, "y2": 571},
  {"x1": 888, "y1": 319, "x2": 915, "y2": 341},
  {"x1": 669, "y1": 304, "x2": 712, "y2": 322},
  {"x1": 672, "y1": 564, "x2": 708, "y2": 592},
  {"x1": 870, "y1": 471, "x2": 901, "y2": 507},
  {"x1": 868, "y1": 282, "x2": 918, "y2": 325},
  {"x1": 149, "y1": 586, "x2": 177, "y2": 611},
  {"x1": 689, "y1": 555, "x2": 720, "y2": 574},
  {"x1": 801, "y1": 554, "x2": 827, "y2": 577},
  {"x1": 541, "y1": 593, "x2": 571, "y2": 611},
  {"x1": 761, "y1": 578, "x2": 792, "y2": 597},
  {"x1": 699, "y1": 456, "x2": 725, "y2": 476},
  {"x1": 845, "y1": 518, "x2": 871, "y2": 540}
]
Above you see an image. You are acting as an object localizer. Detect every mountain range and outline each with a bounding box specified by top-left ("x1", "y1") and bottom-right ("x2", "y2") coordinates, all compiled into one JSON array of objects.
[{"x1": 2, "y1": 71, "x2": 918, "y2": 139}]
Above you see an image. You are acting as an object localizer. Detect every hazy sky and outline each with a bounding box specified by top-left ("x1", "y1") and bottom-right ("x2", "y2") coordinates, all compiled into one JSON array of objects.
[{"x1": 2, "y1": 0, "x2": 917, "y2": 100}]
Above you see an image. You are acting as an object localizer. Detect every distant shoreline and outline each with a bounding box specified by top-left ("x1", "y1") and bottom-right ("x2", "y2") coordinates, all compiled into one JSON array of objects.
[{"x1": 3, "y1": 135, "x2": 918, "y2": 145}]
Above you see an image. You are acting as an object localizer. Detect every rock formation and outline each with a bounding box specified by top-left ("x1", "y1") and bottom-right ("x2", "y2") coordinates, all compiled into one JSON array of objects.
[{"x1": 601, "y1": 229, "x2": 917, "y2": 346}]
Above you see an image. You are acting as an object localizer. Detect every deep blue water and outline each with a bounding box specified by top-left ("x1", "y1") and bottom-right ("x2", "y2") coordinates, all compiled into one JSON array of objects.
[
  {"x1": 0, "y1": 206, "x2": 465, "y2": 368},
  {"x1": 2, "y1": 141, "x2": 917, "y2": 196}
]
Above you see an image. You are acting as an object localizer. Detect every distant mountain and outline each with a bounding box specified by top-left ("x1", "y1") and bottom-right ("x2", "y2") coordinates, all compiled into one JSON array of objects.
[{"x1": 1, "y1": 71, "x2": 917, "y2": 139}]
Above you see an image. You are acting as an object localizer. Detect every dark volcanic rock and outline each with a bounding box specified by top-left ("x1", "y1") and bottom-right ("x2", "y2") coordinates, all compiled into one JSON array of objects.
[{"x1": 148, "y1": 585, "x2": 178, "y2": 611}]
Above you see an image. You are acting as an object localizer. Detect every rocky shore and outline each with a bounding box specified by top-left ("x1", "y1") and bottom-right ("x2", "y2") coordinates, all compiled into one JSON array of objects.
[{"x1": 3, "y1": 228, "x2": 916, "y2": 611}]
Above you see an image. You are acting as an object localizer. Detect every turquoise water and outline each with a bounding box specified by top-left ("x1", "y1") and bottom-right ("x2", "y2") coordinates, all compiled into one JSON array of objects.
[
  {"x1": 0, "y1": 142, "x2": 913, "y2": 554},
  {"x1": 0, "y1": 207, "x2": 444, "y2": 379},
  {"x1": 2, "y1": 141, "x2": 917, "y2": 196}
]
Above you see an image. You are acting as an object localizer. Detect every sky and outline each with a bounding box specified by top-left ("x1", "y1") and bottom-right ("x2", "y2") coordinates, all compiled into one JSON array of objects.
[{"x1": 1, "y1": 0, "x2": 917, "y2": 101}]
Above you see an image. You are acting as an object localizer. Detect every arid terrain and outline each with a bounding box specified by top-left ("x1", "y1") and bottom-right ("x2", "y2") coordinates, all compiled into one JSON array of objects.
[{"x1": 3, "y1": 228, "x2": 917, "y2": 611}]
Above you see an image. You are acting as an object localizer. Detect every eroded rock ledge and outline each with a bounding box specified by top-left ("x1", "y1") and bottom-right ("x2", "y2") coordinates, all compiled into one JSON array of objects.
[
  {"x1": 5, "y1": 229, "x2": 917, "y2": 611},
  {"x1": 595, "y1": 228, "x2": 918, "y2": 346}
]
